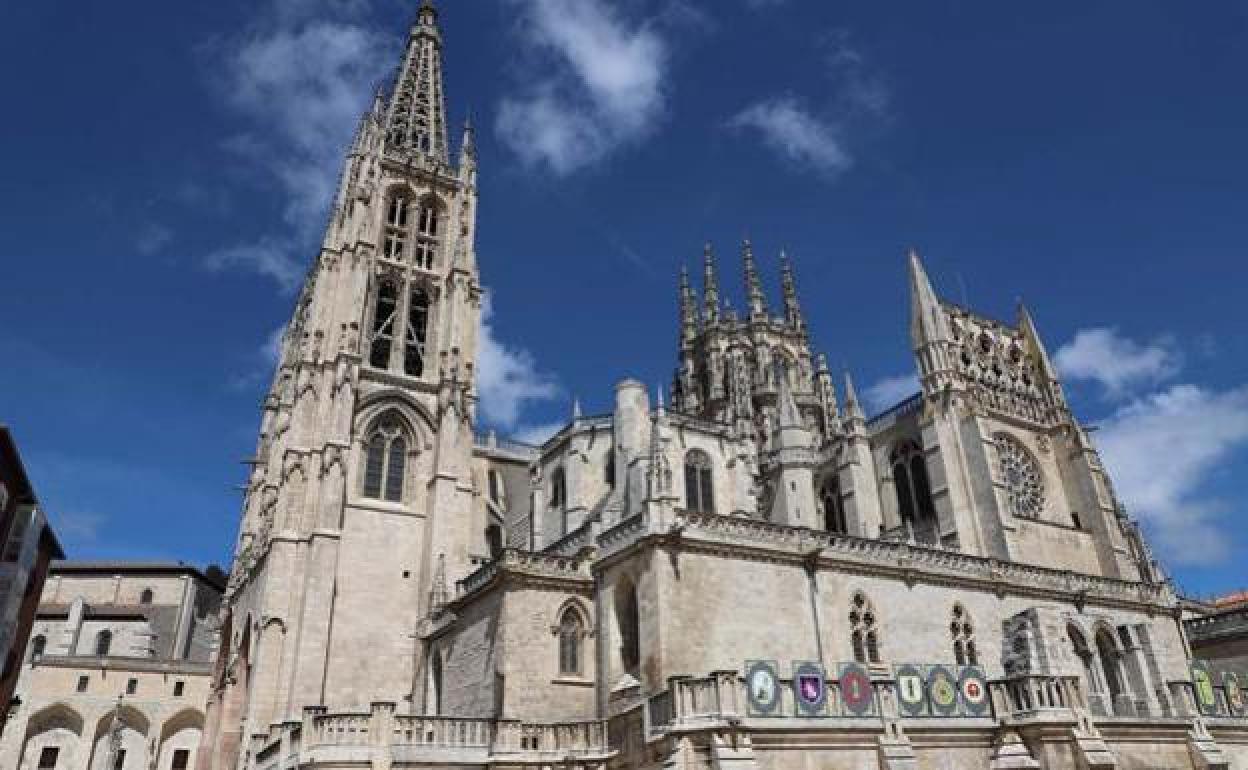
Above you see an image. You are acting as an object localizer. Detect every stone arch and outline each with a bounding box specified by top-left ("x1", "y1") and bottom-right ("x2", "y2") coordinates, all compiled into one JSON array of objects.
[
  {"x1": 354, "y1": 390, "x2": 437, "y2": 447},
  {"x1": 554, "y1": 599, "x2": 592, "y2": 677},
  {"x1": 157, "y1": 708, "x2": 205, "y2": 770},
  {"x1": 21, "y1": 703, "x2": 85, "y2": 770},
  {"x1": 88, "y1": 704, "x2": 151, "y2": 770}
]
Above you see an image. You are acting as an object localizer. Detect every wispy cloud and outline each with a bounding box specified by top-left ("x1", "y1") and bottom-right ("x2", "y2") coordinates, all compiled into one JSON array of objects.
[
  {"x1": 135, "y1": 223, "x2": 174, "y2": 256},
  {"x1": 227, "y1": 324, "x2": 288, "y2": 392},
  {"x1": 729, "y1": 28, "x2": 888, "y2": 179},
  {"x1": 476, "y1": 293, "x2": 561, "y2": 430},
  {"x1": 729, "y1": 96, "x2": 850, "y2": 177},
  {"x1": 862, "y1": 372, "x2": 919, "y2": 413},
  {"x1": 202, "y1": 2, "x2": 395, "y2": 290},
  {"x1": 1054, "y1": 327, "x2": 1181, "y2": 398},
  {"x1": 1093, "y1": 384, "x2": 1248, "y2": 565},
  {"x1": 496, "y1": 0, "x2": 668, "y2": 175},
  {"x1": 55, "y1": 511, "x2": 107, "y2": 543}
]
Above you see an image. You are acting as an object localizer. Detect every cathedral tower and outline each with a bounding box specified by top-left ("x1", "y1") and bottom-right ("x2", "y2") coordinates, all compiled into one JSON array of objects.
[{"x1": 197, "y1": 3, "x2": 485, "y2": 767}]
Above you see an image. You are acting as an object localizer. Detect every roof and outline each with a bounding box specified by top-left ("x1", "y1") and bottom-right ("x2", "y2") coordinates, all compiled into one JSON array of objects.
[
  {"x1": 0, "y1": 425, "x2": 37, "y2": 505},
  {"x1": 51, "y1": 561, "x2": 226, "y2": 592}
]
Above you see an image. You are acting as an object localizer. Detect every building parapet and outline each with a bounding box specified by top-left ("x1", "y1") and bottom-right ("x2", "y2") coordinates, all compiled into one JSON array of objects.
[
  {"x1": 454, "y1": 548, "x2": 592, "y2": 600},
  {"x1": 255, "y1": 703, "x2": 612, "y2": 769},
  {"x1": 666, "y1": 511, "x2": 1176, "y2": 610},
  {"x1": 1186, "y1": 608, "x2": 1248, "y2": 642}
]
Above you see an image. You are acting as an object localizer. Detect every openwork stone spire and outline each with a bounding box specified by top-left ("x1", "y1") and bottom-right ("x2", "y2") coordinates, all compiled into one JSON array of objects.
[
  {"x1": 743, "y1": 239, "x2": 767, "y2": 320},
  {"x1": 780, "y1": 249, "x2": 805, "y2": 332},
  {"x1": 679, "y1": 265, "x2": 698, "y2": 348},
  {"x1": 385, "y1": 0, "x2": 449, "y2": 161},
  {"x1": 702, "y1": 242, "x2": 721, "y2": 324}
]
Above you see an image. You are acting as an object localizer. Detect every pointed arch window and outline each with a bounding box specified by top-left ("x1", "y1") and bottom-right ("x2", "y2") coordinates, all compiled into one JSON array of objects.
[
  {"x1": 1068, "y1": 625, "x2": 1098, "y2": 695},
  {"x1": 369, "y1": 280, "x2": 399, "y2": 369},
  {"x1": 558, "y1": 606, "x2": 585, "y2": 676},
  {"x1": 413, "y1": 198, "x2": 440, "y2": 270},
  {"x1": 849, "y1": 593, "x2": 880, "y2": 664},
  {"x1": 684, "y1": 450, "x2": 714, "y2": 514},
  {"x1": 1095, "y1": 629, "x2": 1125, "y2": 703},
  {"x1": 891, "y1": 441, "x2": 936, "y2": 538},
  {"x1": 139, "y1": 588, "x2": 153, "y2": 605},
  {"x1": 95, "y1": 630, "x2": 113, "y2": 656},
  {"x1": 404, "y1": 288, "x2": 429, "y2": 377},
  {"x1": 30, "y1": 634, "x2": 46, "y2": 660},
  {"x1": 951, "y1": 604, "x2": 978, "y2": 666},
  {"x1": 383, "y1": 194, "x2": 409, "y2": 262},
  {"x1": 821, "y1": 476, "x2": 847, "y2": 535},
  {"x1": 363, "y1": 416, "x2": 408, "y2": 503}
]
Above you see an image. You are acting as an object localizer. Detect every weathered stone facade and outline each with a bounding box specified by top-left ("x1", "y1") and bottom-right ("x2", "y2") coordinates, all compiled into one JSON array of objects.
[
  {"x1": 0, "y1": 562, "x2": 222, "y2": 770},
  {"x1": 193, "y1": 2, "x2": 1248, "y2": 768}
]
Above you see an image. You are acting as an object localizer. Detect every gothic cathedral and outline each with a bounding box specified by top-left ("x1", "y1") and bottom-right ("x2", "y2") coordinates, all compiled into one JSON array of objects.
[{"x1": 196, "y1": 3, "x2": 1248, "y2": 769}]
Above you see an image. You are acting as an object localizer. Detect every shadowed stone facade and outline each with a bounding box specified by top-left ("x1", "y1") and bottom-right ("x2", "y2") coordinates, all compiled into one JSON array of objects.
[{"x1": 193, "y1": 3, "x2": 1248, "y2": 768}]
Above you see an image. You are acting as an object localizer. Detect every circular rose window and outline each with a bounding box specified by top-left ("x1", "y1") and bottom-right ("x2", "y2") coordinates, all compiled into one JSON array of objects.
[{"x1": 994, "y1": 434, "x2": 1045, "y2": 518}]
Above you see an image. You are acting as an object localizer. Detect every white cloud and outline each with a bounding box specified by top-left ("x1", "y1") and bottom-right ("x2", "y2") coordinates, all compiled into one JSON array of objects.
[
  {"x1": 228, "y1": 324, "x2": 290, "y2": 392},
  {"x1": 476, "y1": 293, "x2": 560, "y2": 429},
  {"x1": 729, "y1": 29, "x2": 887, "y2": 179},
  {"x1": 728, "y1": 96, "x2": 850, "y2": 177},
  {"x1": 1093, "y1": 384, "x2": 1248, "y2": 565},
  {"x1": 1054, "y1": 327, "x2": 1181, "y2": 398},
  {"x1": 204, "y1": 239, "x2": 305, "y2": 292},
  {"x1": 496, "y1": 0, "x2": 667, "y2": 175},
  {"x1": 204, "y1": 3, "x2": 394, "y2": 290},
  {"x1": 863, "y1": 372, "x2": 919, "y2": 414}
]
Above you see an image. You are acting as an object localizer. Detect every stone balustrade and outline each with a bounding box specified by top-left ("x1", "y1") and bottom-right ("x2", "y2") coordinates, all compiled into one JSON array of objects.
[
  {"x1": 989, "y1": 675, "x2": 1084, "y2": 722},
  {"x1": 253, "y1": 702, "x2": 611, "y2": 768}
]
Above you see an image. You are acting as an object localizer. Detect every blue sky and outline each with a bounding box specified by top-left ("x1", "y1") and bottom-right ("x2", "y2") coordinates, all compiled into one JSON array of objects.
[{"x1": 1, "y1": 1, "x2": 1246, "y2": 596}]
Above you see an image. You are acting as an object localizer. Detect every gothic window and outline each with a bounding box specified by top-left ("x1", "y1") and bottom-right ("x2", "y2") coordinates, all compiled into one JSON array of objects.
[
  {"x1": 369, "y1": 281, "x2": 399, "y2": 369},
  {"x1": 383, "y1": 194, "x2": 409, "y2": 261},
  {"x1": 403, "y1": 288, "x2": 429, "y2": 376},
  {"x1": 994, "y1": 433, "x2": 1045, "y2": 519},
  {"x1": 616, "y1": 582, "x2": 640, "y2": 675},
  {"x1": 95, "y1": 630, "x2": 112, "y2": 656},
  {"x1": 684, "y1": 450, "x2": 714, "y2": 514},
  {"x1": 558, "y1": 607, "x2": 584, "y2": 676},
  {"x1": 30, "y1": 634, "x2": 45, "y2": 659},
  {"x1": 821, "y1": 476, "x2": 847, "y2": 535},
  {"x1": 605, "y1": 452, "x2": 616, "y2": 487},
  {"x1": 362, "y1": 415, "x2": 408, "y2": 503},
  {"x1": 429, "y1": 652, "x2": 443, "y2": 715},
  {"x1": 413, "y1": 199, "x2": 440, "y2": 270},
  {"x1": 140, "y1": 588, "x2": 153, "y2": 605},
  {"x1": 1095, "y1": 629, "x2": 1125, "y2": 702},
  {"x1": 951, "y1": 604, "x2": 978, "y2": 666},
  {"x1": 38, "y1": 747, "x2": 58, "y2": 769},
  {"x1": 1068, "y1": 625, "x2": 1097, "y2": 691},
  {"x1": 890, "y1": 441, "x2": 936, "y2": 535},
  {"x1": 849, "y1": 593, "x2": 880, "y2": 664}
]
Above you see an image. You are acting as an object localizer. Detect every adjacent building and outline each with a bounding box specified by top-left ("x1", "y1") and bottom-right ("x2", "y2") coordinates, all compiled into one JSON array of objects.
[
  {"x1": 190, "y1": 2, "x2": 1248, "y2": 768},
  {"x1": 0, "y1": 426, "x2": 65, "y2": 731},
  {"x1": 0, "y1": 562, "x2": 223, "y2": 770}
]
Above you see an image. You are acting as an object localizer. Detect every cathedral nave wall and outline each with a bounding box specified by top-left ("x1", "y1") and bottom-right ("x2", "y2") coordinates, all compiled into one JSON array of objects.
[{"x1": 430, "y1": 587, "x2": 502, "y2": 719}]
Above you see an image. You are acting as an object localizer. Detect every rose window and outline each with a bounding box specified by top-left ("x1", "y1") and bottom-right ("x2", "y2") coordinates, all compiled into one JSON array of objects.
[{"x1": 994, "y1": 434, "x2": 1045, "y2": 518}]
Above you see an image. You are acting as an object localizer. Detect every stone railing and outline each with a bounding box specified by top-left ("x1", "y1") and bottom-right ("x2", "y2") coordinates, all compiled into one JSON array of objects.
[
  {"x1": 391, "y1": 715, "x2": 493, "y2": 747},
  {"x1": 455, "y1": 548, "x2": 592, "y2": 599},
  {"x1": 990, "y1": 675, "x2": 1084, "y2": 723},
  {"x1": 473, "y1": 431, "x2": 540, "y2": 457},
  {"x1": 675, "y1": 511, "x2": 1174, "y2": 609},
  {"x1": 266, "y1": 703, "x2": 611, "y2": 766},
  {"x1": 543, "y1": 522, "x2": 597, "y2": 557}
]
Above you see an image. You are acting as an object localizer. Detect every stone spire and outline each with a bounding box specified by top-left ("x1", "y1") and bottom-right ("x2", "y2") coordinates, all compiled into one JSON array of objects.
[
  {"x1": 908, "y1": 248, "x2": 951, "y2": 349},
  {"x1": 384, "y1": 0, "x2": 449, "y2": 162},
  {"x1": 702, "y1": 242, "x2": 721, "y2": 324},
  {"x1": 743, "y1": 239, "x2": 767, "y2": 320},
  {"x1": 780, "y1": 250, "x2": 805, "y2": 331},
  {"x1": 843, "y1": 371, "x2": 866, "y2": 425},
  {"x1": 679, "y1": 265, "x2": 698, "y2": 348},
  {"x1": 1017, "y1": 302, "x2": 1059, "y2": 383}
]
